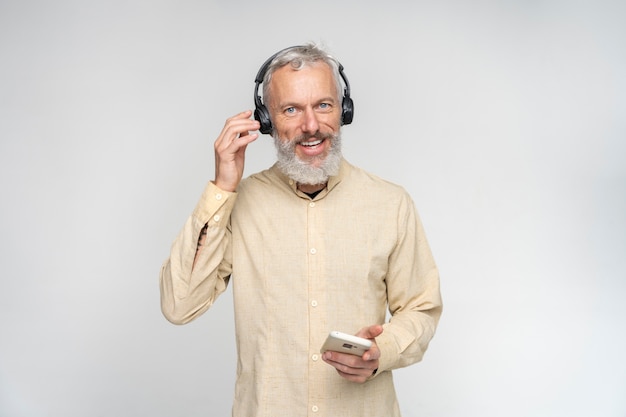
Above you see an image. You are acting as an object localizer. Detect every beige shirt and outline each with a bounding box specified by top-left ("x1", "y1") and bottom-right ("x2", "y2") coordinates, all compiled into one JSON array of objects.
[{"x1": 160, "y1": 159, "x2": 442, "y2": 417}]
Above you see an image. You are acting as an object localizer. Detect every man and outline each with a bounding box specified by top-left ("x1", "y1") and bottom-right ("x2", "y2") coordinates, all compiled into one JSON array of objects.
[{"x1": 160, "y1": 43, "x2": 442, "y2": 417}]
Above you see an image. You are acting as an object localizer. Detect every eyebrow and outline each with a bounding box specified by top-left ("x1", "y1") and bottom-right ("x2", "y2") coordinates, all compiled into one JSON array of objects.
[{"x1": 277, "y1": 96, "x2": 338, "y2": 109}]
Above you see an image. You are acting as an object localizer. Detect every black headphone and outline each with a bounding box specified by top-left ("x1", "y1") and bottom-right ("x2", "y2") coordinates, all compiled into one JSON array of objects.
[{"x1": 253, "y1": 46, "x2": 354, "y2": 135}]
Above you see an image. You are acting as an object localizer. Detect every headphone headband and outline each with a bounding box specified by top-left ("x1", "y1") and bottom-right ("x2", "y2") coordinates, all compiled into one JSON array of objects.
[{"x1": 253, "y1": 46, "x2": 354, "y2": 134}]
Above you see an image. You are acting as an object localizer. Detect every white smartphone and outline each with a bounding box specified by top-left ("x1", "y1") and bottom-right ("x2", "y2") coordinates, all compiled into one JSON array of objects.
[{"x1": 320, "y1": 331, "x2": 373, "y2": 356}]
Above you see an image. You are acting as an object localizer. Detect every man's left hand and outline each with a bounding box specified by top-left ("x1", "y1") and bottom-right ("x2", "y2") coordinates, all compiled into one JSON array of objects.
[{"x1": 322, "y1": 324, "x2": 383, "y2": 383}]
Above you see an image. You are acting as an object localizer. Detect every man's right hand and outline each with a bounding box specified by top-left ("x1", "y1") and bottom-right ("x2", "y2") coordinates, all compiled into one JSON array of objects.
[{"x1": 213, "y1": 110, "x2": 261, "y2": 192}]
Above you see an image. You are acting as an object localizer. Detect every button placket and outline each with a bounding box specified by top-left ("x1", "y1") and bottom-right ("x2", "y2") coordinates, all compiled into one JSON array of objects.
[{"x1": 306, "y1": 191, "x2": 325, "y2": 416}]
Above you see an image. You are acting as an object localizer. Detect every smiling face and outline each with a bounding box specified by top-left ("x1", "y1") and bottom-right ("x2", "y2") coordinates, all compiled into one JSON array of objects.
[{"x1": 267, "y1": 62, "x2": 343, "y2": 186}]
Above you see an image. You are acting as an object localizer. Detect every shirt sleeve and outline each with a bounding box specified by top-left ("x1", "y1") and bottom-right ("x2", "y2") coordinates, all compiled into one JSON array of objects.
[
  {"x1": 159, "y1": 181, "x2": 237, "y2": 325},
  {"x1": 374, "y1": 193, "x2": 443, "y2": 374}
]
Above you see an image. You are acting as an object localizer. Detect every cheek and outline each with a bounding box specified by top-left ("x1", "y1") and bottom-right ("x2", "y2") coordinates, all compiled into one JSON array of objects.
[
  {"x1": 324, "y1": 110, "x2": 342, "y2": 129},
  {"x1": 323, "y1": 116, "x2": 341, "y2": 133},
  {"x1": 271, "y1": 116, "x2": 295, "y2": 135},
  {"x1": 305, "y1": 111, "x2": 339, "y2": 132},
  {"x1": 275, "y1": 125, "x2": 296, "y2": 141}
]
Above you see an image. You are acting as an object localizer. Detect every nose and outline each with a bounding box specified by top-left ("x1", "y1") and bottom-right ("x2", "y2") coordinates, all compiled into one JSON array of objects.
[{"x1": 301, "y1": 107, "x2": 320, "y2": 134}]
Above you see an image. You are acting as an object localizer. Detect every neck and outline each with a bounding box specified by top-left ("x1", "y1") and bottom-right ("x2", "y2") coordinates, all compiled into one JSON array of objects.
[{"x1": 297, "y1": 182, "x2": 326, "y2": 195}]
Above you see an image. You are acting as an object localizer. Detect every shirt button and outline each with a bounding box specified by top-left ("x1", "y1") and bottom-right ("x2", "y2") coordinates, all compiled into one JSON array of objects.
[
  {"x1": 312, "y1": 354, "x2": 319, "y2": 361},
  {"x1": 311, "y1": 300, "x2": 318, "y2": 307},
  {"x1": 312, "y1": 405, "x2": 319, "y2": 413},
  {"x1": 310, "y1": 248, "x2": 317, "y2": 255},
  {"x1": 213, "y1": 215, "x2": 221, "y2": 222},
  {"x1": 215, "y1": 193, "x2": 222, "y2": 200},
  {"x1": 309, "y1": 202, "x2": 315, "y2": 207}
]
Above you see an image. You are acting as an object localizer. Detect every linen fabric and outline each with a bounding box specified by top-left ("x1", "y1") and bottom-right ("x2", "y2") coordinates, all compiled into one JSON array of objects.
[{"x1": 160, "y1": 159, "x2": 442, "y2": 417}]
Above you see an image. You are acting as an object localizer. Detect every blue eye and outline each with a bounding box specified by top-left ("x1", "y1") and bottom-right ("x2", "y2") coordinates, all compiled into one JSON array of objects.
[{"x1": 285, "y1": 107, "x2": 296, "y2": 114}]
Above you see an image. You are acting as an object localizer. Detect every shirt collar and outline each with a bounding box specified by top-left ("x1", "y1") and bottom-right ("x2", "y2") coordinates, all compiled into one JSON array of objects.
[{"x1": 270, "y1": 158, "x2": 349, "y2": 200}]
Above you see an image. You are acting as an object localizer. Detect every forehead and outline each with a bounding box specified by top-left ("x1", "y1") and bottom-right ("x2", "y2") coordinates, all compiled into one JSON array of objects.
[{"x1": 268, "y1": 62, "x2": 338, "y2": 105}]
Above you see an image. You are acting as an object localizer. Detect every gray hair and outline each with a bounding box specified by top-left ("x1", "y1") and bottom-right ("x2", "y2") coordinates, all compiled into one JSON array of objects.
[{"x1": 262, "y1": 43, "x2": 344, "y2": 108}]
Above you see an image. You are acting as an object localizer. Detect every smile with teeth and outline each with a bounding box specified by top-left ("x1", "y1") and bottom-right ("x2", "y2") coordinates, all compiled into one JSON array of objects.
[{"x1": 300, "y1": 138, "x2": 324, "y2": 147}]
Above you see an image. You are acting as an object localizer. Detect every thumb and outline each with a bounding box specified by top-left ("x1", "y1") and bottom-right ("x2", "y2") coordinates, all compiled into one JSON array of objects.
[{"x1": 357, "y1": 324, "x2": 384, "y2": 340}]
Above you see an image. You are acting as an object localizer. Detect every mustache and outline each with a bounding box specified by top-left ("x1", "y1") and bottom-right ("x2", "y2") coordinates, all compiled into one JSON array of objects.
[{"x1": 293, "y1": 131, "x2": 335, "y2": 144}]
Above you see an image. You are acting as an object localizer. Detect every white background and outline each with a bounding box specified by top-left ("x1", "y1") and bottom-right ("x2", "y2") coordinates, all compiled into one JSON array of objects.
[{"x1": 1, "y1": 1, "x2": 625, "y2": 416}]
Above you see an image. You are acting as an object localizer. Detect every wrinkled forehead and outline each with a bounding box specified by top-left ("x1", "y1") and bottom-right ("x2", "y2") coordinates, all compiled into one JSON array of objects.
[
  {"x1": 266, "y1": 62, "x2": 339, "y2": 107},
  {"x1": 265, "y1": 60, "x2": 341, "y2": 107}
]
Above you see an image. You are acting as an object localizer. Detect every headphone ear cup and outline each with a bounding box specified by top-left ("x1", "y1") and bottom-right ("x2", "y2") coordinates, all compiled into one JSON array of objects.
[
  {"x1": 254, "y1": 104, "x2": 273, "y2": 134},
  {"x1": 341, "y1": 96, "x2": 354, "y2": 126}
]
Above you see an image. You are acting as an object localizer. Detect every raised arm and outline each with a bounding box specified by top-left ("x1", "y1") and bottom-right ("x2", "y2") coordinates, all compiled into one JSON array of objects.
[{"x1": 159, "y1": 111, "x2": 260, "y2": 324}]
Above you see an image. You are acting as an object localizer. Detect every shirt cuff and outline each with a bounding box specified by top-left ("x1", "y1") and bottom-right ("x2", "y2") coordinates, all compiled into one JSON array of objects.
[
  {"x1": 192, "y1": 181, "x2": 237, "y2": 228},
  {"x1": 373, "y1": 323, "x2": 417, "y2": 375}
]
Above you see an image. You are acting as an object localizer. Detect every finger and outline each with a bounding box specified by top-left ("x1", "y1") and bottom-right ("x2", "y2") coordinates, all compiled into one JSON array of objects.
[
  {"x1": 356, "y1": 324, "x2": 383, "y2": 340},
  {"x1": 335, "y1": 368, "x2": 372, "y2": 383},
  {"x1": 226, "y1": 109, "x2": 254, "y2": 123},
  {"x1": 215, "y1": 134, "x2": 258, "y2": 168},
  {"x1": 353, "y1": 326, "x2": 383, "y2": 362},
  {"x1": 217, "y1": 119, "x2": 260, "y2": 143},
  {"x1": 323, "y1": 355, "x2": 377, "y2": 383},
  {"x1": 362, "y1": 348, "x2": 379, "y2": 362},
  {"x1": 324, "y1": 356, "x2": 368, "y2": 375},
  {"x1": 215, "y1": 126, "x2": 259, "y2": 157},
  {"x1": 233, "y1": 132, "x2": 259, "y2": 151},
  {"x1": 323, "y1": 351, "x2": 375, "y2": 372},
  {"x1": 215, "y1": 111, "x2": 260, "y2": 145},
  {"x1": 226, "y1": 110, "x2": 259, "y2": 130}
]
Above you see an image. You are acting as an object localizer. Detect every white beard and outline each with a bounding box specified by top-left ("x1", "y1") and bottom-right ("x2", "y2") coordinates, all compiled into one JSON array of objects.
[{"x1": 273, "y1": 131, "x2": 342, "y2": 185}]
